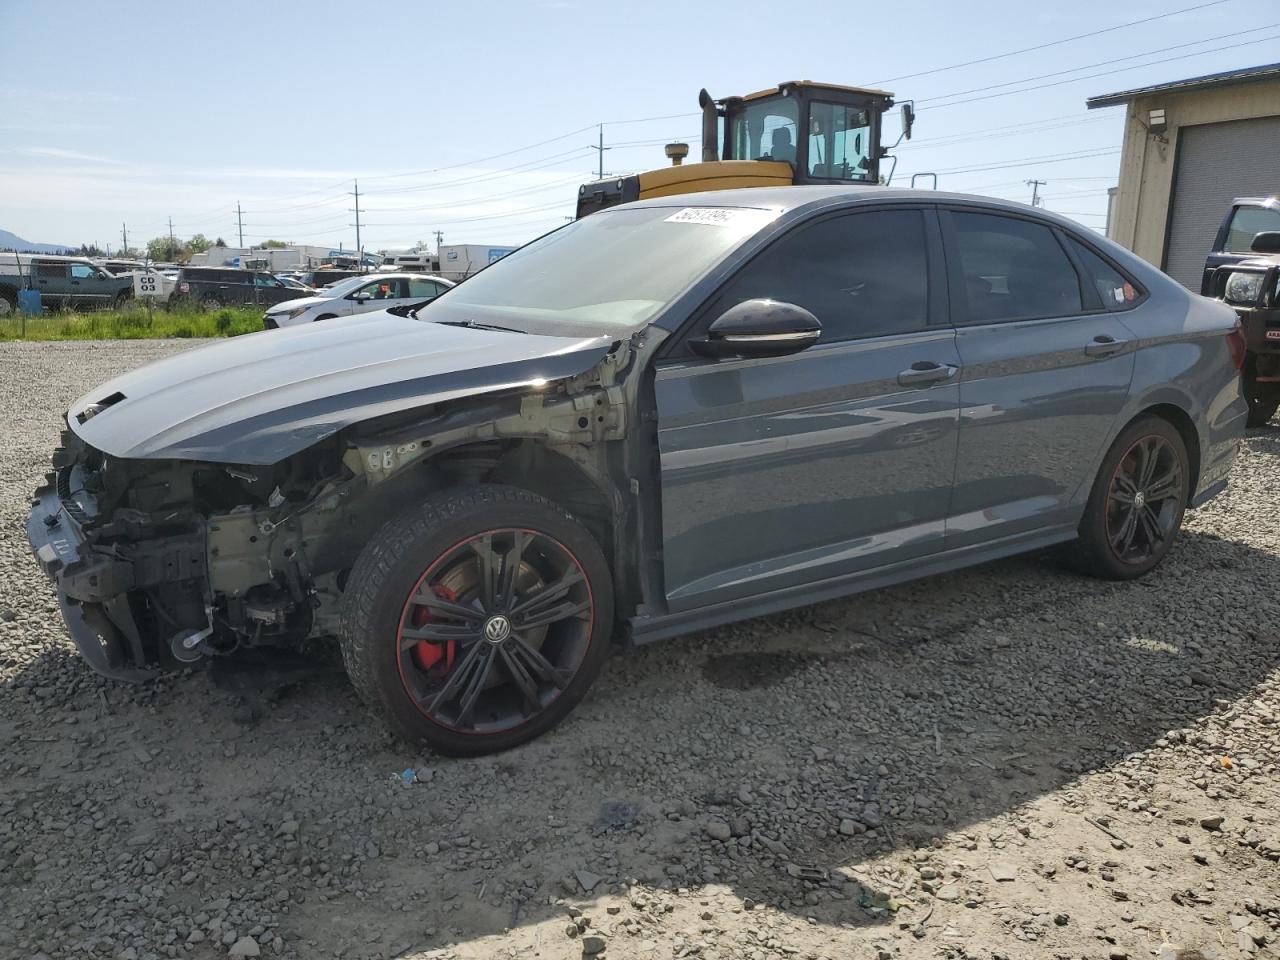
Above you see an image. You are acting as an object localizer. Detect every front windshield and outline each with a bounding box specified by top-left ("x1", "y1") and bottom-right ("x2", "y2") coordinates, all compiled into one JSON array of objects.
[{"x1": 424, "y1": 205, "x2": 775, "y2": 333}]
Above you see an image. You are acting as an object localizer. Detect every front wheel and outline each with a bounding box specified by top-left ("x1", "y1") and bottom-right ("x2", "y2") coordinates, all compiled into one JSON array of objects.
[
  {"x1": 339, "y1": 485, "x2": 613, "y2": 755},
  {"x1": 200, "y1": 296, "x2": 223, "y2": 311},
  {"x1": 1244, "y1": 371, "x2": 1280, "y2": 427},
  {"x1": 1067, "y1": 416, "x2": 1189, "y2": 580}
]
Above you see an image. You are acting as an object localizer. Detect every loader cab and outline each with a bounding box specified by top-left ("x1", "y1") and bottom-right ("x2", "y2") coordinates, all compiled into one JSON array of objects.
[
  {"x1": 718, "y1": 82, "x2": 896, "y2": 185},
  {"x1": 576, "y1": 80, "x2": 908, "y2": 218}
]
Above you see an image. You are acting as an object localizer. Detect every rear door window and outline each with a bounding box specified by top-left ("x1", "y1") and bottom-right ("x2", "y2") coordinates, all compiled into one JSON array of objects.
[
  {"x1": 35, "y1": 262, "x2": 67, "y2": 279},
  {"x1": 1224, "y1": 205, "x2": 1280, "y2": 253},
  {"x1": 711, "y1": 208, "x2": 930, "y2": 342},
  {"x1": 947, "y1": 211, "x2": 1082, "y2": 323},
  {"x1": 408, "y1": 277, "x2": 444, "y2": 298}
]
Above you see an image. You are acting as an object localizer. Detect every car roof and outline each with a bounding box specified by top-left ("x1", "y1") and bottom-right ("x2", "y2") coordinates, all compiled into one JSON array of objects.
[
  {"x1": 620, "y1": 184, "x2": 1094, "y2": 232},
  {"x1": 1232, "y1": 196, "x2": 1279, "y2": 206}
]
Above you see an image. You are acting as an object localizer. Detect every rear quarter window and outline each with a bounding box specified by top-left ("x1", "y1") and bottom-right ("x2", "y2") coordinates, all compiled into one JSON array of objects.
[{"x1": 1063, "y1": 236, "x2": 1144, "y2": 311}]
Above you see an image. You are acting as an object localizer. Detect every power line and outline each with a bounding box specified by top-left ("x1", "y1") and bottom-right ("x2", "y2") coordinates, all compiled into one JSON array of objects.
[
  {"x1": 873, "y1": 0, "x2": 1232, "y2": 84},
  {"x1": 922, "y1": 33, "x2": 1280, "y2": 111},
  {"x1": 931, "y1": 147, "x2": 1120, "y2": 176},
  {"x1": 918, "y1": 23, "x2": 1279, "y2": 105}
]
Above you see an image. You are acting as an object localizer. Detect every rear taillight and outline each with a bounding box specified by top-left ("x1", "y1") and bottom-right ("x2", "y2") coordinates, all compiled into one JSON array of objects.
[
  {"x1": 1227, "y1": 324, "x2": 1247, "y2": 371},
  {"x1": 178, "y1": 281, "x2": 190, "y2": 294}
]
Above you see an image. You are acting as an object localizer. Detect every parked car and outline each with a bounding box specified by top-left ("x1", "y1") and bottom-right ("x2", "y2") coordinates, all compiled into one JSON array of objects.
[
  {"x1": 26, "y1": 187, "x2": 1247, "y2": 755},
  {"x1": 0, "y1": 253, "x2": 134, "y2": 313},
  {"x1": 171, "y1": 267, "x2": 304, "y2": 310},
  {"x1": 263, "y1": 273, "x2": 454, "y2": 328},
  {"x1": 275, "y1": 274, "x2": 314, "y2": 293},
  {"x1": 301, "y1": 268, "x2": 362, "y2": 288},
  {"x1": 1202, "y1": 196, "x2": 1280, "y2": 426}
]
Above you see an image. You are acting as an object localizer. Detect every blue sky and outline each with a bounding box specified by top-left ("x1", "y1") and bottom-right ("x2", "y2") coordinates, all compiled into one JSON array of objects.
[{"x1": 0, "y1": 0, "x2": 1275, "y2": 253}]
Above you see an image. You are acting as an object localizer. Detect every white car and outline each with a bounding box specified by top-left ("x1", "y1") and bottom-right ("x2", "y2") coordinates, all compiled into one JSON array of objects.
[{"x1": 263, "y1": 273, "x2": 454, "y2": 329}]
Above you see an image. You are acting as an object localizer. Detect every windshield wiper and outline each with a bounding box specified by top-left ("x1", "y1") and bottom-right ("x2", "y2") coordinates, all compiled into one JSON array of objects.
[{"x1": 433, "y1": 318, "x2": 526, "y2": 334}]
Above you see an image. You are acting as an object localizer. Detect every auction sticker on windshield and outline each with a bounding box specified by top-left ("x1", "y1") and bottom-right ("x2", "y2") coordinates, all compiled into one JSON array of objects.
[{"x1": 664, "y1": 207, "x2": 772, "y2": 227}]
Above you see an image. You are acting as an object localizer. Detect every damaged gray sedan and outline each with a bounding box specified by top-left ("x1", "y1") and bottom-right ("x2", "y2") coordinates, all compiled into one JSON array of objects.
[{"x1": 27, "y1": 187, "x2": 1247, "y2": 754}]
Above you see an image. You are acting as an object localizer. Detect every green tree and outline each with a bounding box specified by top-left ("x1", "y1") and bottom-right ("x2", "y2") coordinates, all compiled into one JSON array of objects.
[
  {"x1": 214, "y1": 237, "x2": 227, "y2": 247},
  {"x1": 259, "y1": 239, "x2": 288, "y2": 249},
  {"x1": 146, "y1": 236, "x2": 185, "y2": 262},
  {"x1": 188, "y1": 234, "x2": 211, "y2": 254}
]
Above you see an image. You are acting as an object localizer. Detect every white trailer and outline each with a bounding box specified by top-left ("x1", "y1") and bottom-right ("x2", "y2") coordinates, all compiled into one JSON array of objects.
[{"x1": 437, "y1": 244, "x2": 517, "y2": 282}]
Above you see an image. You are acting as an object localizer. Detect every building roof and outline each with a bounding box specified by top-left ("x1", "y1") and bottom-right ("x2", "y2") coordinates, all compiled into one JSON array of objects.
[{"x1": 1087, "y1": 61, "x2": 1280, "y2": 109}]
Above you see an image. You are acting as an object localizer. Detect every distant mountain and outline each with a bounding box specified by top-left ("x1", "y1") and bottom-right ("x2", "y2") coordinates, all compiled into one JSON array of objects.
[{"x1": 0, "y1": 229, "x2": 75, "y2": 254}]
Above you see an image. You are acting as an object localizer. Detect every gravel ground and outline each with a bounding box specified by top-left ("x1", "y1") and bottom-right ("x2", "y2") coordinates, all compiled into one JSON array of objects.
[{"x1": 2, "y1": 340, "x2": 1278, "y2": 960}]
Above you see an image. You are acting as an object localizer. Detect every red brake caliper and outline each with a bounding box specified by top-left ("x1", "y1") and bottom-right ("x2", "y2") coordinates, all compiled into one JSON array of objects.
[{"x1": 410, "y1": 584, "x2": 458, "y2": 676}]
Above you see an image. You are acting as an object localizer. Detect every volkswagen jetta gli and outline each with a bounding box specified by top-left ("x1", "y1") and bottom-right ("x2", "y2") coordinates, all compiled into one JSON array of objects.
[{"x1": 28, "y1": 187, "x2": 1247, "y2": 755}]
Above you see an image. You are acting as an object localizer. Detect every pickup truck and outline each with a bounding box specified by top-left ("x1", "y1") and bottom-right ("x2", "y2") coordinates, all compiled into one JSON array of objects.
[
  {"x1": 0, "y1": 254, "x2": 134, "y2": 314},
  {"x1": 1202, "y1": 196, "x2": 1280, "y2": 426}
]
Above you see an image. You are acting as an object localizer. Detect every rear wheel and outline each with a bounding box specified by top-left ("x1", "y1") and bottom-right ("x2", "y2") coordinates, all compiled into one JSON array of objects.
[
  {"x1": 200, "y1": 295, "x2": 223, "y2": 311},
  {"x1": 340, "y1": 485, "x2": 613, "y2": 755},
  {"x1": 1243, "y1": 364, "x2": 1280, "y2": 427},
  {"x1": 0, "y1": 290, "x2": 14, "y2": 317},
  {"x1": 1067, "y1": 416, "x2": 1189, "y2": 580}
]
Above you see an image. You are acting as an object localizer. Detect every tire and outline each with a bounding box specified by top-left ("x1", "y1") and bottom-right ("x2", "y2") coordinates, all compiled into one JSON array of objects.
[
  {"x1": 113, "y1": 292, "x2": 130, "y2": 310},
  {"x1": 200, "y1": 296, "x2": 223, "y2": 311},
  {"x1": 1067, "y1": 415, "x2": 1189, "y2": 580},
  {"x1": 1243, "y1": 372, "x2": 1280, "y2": 427},
  {"x1": 0, "y1": 289, "x2": 15, "y2": 317},
  {"x1": 339, "y1": 484, "x2": 614, "y2": 755}
]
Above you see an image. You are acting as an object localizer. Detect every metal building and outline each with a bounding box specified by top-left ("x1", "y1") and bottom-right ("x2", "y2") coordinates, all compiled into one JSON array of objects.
[{"x1": 1087, "y1": 62, "x2": 1280, "y2": 289}]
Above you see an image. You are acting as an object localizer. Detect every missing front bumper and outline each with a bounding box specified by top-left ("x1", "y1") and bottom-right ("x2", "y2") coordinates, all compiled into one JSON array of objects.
[{"x1": 26, "y1": 475, "x2": 154, "y2": 682}]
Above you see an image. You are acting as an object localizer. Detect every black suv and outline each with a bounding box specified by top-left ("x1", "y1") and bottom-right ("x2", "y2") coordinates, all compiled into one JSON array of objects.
[
  {"x1": 1202, "y1": 197, "x2": 1280, "y2": 426},
  {"x1": 172, "y1": 267, "x2": 302, "y2": 310},
  {"x1": 301, "y1": 268, "x2": 362, "y2": 288}
]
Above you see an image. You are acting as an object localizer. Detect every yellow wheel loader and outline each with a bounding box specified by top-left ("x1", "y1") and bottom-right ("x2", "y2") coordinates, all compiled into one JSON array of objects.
[{"x1": 576, "y1": 81, "x2": 914, "y2": 218}]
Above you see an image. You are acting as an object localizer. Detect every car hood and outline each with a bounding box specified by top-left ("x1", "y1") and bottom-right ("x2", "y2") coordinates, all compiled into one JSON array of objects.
[
  {"x1": 67, "y1": 311, "x2": 613, "y2": 464},
  {"x1": 266, "y1": 294, "x2": 328, "y2": 313}
]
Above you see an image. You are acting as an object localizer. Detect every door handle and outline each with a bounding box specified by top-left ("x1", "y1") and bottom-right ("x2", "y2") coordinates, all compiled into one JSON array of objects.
[
  {"x1": 897, "y1": 361, "x2": 958, "y2": 387},
  {"x1": 1085, "y1": 335, "x2": 1128, "y2": 357}
]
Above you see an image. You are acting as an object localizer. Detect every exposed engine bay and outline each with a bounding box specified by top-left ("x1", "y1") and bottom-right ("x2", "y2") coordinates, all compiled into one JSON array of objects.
[{"x1": 27, "y1": 343, "x2": 635, "y2": 682}]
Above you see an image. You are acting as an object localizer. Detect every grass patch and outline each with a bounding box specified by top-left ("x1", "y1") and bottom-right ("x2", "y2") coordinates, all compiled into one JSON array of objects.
[{"x1": 0, "y1": 305, "x2": 263, "y2": 341}]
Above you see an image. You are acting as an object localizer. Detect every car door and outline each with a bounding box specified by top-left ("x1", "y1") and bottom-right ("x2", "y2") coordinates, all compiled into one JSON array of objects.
[
  {"x1": 653, "y1": 205, "x2": 961, "y2": 613},
  {"x1": 32, "y1": 260, "x2": 70, "y2": 306},
  {"x1": 939, "y1": 208, "x2": 1138, "y2": 549},
  {"x1": 69, "y1": 263, "x2": 107, "y2": 308},
  {"x1": 380, "y1": 277, "x2": 417, "y2": 311}
]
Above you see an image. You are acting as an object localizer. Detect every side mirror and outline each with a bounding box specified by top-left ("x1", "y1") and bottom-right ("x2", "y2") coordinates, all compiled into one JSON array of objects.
[
  {"x1": 691, "y1": 299, "x2": 821, "y2": 358},
  {"x1": 900, "y1": 102, "x2": 915, "y2": 142},
  {"x1": 1251, "y1": 231, "x2": 1280, "y2": 254},
  {"x1": 350, "y1": 291, "x2": 371, "y2": 301}
]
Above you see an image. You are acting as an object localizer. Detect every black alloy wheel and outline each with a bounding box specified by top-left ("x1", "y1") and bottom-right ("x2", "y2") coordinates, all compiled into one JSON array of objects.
[
  {"x1": 1067, "y1": 415, "x2": 1189, "y2": 580},
  {"x1": 1104, "y1": 434, "x2": 1185, "y2": 565},
  {"x1": 395, "y1": 528, "x2": 594, "y2": 733}
]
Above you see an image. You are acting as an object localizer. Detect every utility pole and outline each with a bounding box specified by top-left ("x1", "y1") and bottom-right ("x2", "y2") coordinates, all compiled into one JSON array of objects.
[
  {"x1": 1025, "y1": 179, "x2": 1047, "y2": 208},
  {"x1": 168, "y1": 216, "x2": 176, "y2": 258},
  {"x1": 433, "y1": 229, "x2": 444, "y2": 252},
  {"x1": 236, "y1": 202, "x2": 245, "y2": 248},
  {"x1": 121, "y1": 222, "x2": 128, "y2": 255},
  {"x1": 587, "y1": 124, "x2": 610, "y2": 180},
  {"x1": 349, "y1": 179, "x2": 363, "y2": 272}
]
